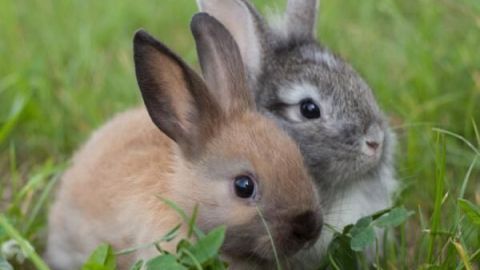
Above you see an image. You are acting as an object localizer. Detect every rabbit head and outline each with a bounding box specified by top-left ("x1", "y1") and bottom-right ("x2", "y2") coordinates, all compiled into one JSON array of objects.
[
  {"x1": 134, "y1": 13, "x2": 323, "y2": 261},
  {"x1": 196, "y1": 0, "x2": 395, "y2": 195}
]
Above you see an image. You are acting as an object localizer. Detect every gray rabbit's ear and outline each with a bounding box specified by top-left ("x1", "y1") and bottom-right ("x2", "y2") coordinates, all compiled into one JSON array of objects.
[
  {"x1": 196, "y1": 0, "x2": 263, "y2": 77},
  {"x1": 285, "y1": 0, "x2": 319, "y2": 39}
]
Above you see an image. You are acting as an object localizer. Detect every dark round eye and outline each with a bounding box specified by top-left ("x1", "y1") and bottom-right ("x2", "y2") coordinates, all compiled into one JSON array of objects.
[
  {"x1": 300, "y1": 99, "x2": 321, "y2": 119},
  {"x1": 234, "y1": 175, "x2": 255, "y2": 198}
]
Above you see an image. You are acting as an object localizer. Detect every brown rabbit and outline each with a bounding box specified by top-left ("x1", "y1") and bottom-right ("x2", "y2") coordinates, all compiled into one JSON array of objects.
[{"x1": 45, "y1": 13, "x2": 323, "y2": 270}]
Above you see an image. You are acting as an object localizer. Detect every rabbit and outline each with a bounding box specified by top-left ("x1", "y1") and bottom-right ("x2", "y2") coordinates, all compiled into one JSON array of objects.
[
  {"x1": 45, "y1": 13, "x2": 324, "y2": 270},
  {"x1": 196, "y1": 0, "x2": 398, "y2": 266}
]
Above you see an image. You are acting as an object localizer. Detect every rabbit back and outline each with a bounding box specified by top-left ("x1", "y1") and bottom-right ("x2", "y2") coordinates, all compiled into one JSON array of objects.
[{"x1": 46, "y1": 108, "x2": 184, "y2": 269}]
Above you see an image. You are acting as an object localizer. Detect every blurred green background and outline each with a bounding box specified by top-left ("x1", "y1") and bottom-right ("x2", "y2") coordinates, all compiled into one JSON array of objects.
[{"x1": 0, "y1": 0, "x2": 479, "y2": 268}]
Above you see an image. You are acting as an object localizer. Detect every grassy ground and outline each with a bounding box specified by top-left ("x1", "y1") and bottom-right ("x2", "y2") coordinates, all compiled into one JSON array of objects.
[{"x1": 1, "y1": 0, "x2": 479, "y2": 269}]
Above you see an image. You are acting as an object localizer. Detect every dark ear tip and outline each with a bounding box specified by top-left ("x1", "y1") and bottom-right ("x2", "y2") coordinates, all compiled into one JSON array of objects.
[
  {"x1": 191, "y1": 12, "x2": 211, "y2": 27},
  {"x1": 133, "y1": 29, "x2": 154, "y2": 46},
  {"x1": 190, "y1": 12, "x2": 223, "y2": 36}
]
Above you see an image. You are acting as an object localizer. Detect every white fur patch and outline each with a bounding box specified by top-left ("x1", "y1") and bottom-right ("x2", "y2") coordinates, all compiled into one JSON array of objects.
[
  {"x1": 278, "y1": 82, "x2": 321, "y2": 105},
  {"x1": 313, "y1": 51, "x2": 338, "y2": 68},
  {"x1": 294, "y1": 171, "x2": 397, "y2": 267},
  {"x1": 277, "y1": 82, "x2": 334, "y2": 123}
]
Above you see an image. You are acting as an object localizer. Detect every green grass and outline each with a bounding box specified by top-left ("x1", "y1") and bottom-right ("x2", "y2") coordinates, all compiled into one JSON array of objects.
[{"x1": 1, "y1": 0, "x2": 479, "y2": 269}]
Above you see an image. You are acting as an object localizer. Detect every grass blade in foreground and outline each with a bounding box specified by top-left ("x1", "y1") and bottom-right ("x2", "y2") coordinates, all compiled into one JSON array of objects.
[
  {"x1": 0, "y1": 215, "x2": 50, "y2": 270},
  {"x1": 256, "y1": 206, "x2": 282, "y2": 270},
  {"x1": 427, "y1": 133, "x2": 446, "y2": 264},
  {"x1": 451, "y1": 240, "x2": 473, "y2": 270},
  {"x1": 458, "y1": 199, "x2": 480, "y2": 226}
]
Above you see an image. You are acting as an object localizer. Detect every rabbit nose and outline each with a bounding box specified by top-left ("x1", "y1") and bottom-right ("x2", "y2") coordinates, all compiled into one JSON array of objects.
[
  {"x1": 366, "y1": 140, "x2": 380, "y2": 150},
  {"x1": 363, "y1": 124, "x2": 384, "y2": 155},
  {"x1": 290, "y1": 210, "x2": 323, "y2": 247},
  {"x1": 363, "y1": 139, "x2": 382, "y2": 157}
]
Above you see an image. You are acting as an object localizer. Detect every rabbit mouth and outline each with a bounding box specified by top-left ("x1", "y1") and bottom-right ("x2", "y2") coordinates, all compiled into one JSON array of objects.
[
  {"x1": 360, "y1": 148, "x2": 383, "y2": 165},
  {"x1": 221, "y1": 233, "x2": 279, "y2": 263},
  {"x1": 221, "y1": 220, "x2": 320, "y2": 262},
  {"x1": 308, "y1": 151, "x2": 384, "y2": 185}
]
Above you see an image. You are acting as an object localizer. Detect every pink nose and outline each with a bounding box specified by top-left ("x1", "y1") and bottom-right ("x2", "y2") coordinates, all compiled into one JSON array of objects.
[{"x1": 366, "y1": 140, "x2": 380, "y2": 150}]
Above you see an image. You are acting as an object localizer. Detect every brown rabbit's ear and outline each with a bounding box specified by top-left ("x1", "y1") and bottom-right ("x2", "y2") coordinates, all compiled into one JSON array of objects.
[
  {"x1": 191, "y1": 13, "x2": 255, "y2": 115},
  {"x1": 133, "y1": 30, "x2": 221, "y2": 155},
  {"x1": 195, "y1": 0, "x2": 264, "y2": 79}
]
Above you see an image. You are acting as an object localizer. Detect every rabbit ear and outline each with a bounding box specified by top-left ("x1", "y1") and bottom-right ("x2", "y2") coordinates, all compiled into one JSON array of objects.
[
  {"x1": 196, "y1": 0, "x2": 263, "y2": 77},
  {"x1": 285, "y1": 0, "x2": 319, "y2": 38},
  {"x1": 191, "y1": 13, "x2": 255, "y2": 114},
  {"x1": 133, "y1": 30, "x2": 221, "y2": 156}
]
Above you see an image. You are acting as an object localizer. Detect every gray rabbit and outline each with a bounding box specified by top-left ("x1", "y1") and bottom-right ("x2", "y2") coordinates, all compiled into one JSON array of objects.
[{"x1": 196, "y1": 0, "x2": 397, "y2": 266}]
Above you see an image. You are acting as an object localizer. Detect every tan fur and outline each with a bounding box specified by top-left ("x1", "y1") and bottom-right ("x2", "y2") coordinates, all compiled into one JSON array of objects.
[
  {"x1": 46, "y1": 106, "x2": 318, "y2": 269},
  {"x1": 46, "y1": 108, "x2": 182, "y2": 269},
  {"x1": 46, "y1": 22, "x2": 322, "y2": 270}
]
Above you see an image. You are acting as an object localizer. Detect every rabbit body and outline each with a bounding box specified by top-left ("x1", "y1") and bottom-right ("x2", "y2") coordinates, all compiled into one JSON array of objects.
[
  {"x1": 197, "y1": 0, "x2": 398, "y2": 267},
  {"x1": 46, "y1": 14, "x2": 324, "y2": 270},
  {"x1": 46, "y1": 108, "x2": 182, "y2": 269}
]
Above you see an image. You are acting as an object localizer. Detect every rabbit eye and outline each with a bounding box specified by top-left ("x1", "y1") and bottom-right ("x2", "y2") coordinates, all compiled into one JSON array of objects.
[
  {"x1": 300, "y1": 99, "x2": 321, "y2": 119},
  {"x1": 234, "y1": 175, "x2": 255, "y2": 198}
]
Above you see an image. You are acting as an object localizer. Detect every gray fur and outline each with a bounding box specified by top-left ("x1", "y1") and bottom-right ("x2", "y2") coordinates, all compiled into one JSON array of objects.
[
  {"x1": 197, "y1": 0, "x2": 397, "y2": 267},
  {"x1": 286, "y1": 0, "x2": 320, "y2": 38},
  {"x1": 258, "y1": 40, "x2": 388, "y2": 192}
]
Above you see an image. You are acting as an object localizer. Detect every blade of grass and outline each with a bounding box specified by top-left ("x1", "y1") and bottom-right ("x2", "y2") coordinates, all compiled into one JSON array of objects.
[
  {"x1": 432, "y1": 128, "x2": 480, "y2": 156},
  {"x1": 23, "y1": 172, "x2": 61, "y2": 234},
  {"x1": 0, "y1": 96, "x2": 28, "y2": 145},
  {"x1": 323, "y1": 223, "x2": 342, "y2": 234},
  {"x1": 179, "y1": 248, "x2": 202, "y2": 270},
  {"x1": 256, "y1": 206, "x2": 282, "y2": 270},
  {"x1": 414, "y1": 205, "x2": 427, "y2": 267},
  {"x1": 427, "y1": 133, "x2": 446, "y2": 263},
  {"x1": 469, "y1": 248, "x2": 480, "y2": 262},
  {"x1": 187, "y1": 205, "x2": 199, "y2": 239},
  {"x1": 328, "y1": 254, "x2": 342, "y2": 270},
  {"x1": 8, "y1": 142, "x2": 19, "y2": 197},
  {"x1": 115, "y1": 223, "x2": 182, "y2": 256},
  {"x1": 418, "y1": 205, "x2": 426, "y2": 229},
  {"x1": 451, "y1": 240, "x2": 473, "y2": 270},
  {"x1": 0, "y1": 215, "x2": 50, "y2": 270},
  {"x1": 452, "y1": 155, "x2": 479, "y2": 245},
  {"x1": 472, "y1": 118, "x2": 480, "y2": 147},
  {"x1": 156, "y1": 196, "x2": 204, "y2": 238},
  {"x1": 12, "y1": 161, "x2": 57, "y2": 208},
  {"x1": 459, "y1": 156, "x2": 478, "y2": 199}
]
